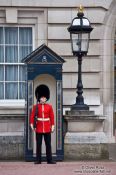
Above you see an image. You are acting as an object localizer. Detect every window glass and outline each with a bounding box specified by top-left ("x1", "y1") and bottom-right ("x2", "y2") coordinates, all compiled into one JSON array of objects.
[
  {"x1": 19, "y1": 82, "x2": 25, "y2": 99},
  {"x1": 5, "y1": 83, "x2": 18, "y2": 99},
  {"x1": 19, "y1": 27, "x2": 32, "y2": 45},
  {"x1": 5, "y1": 66, "x2": 18, "y2": 81},
  {"x1": 0, "y1": 27, "x2": 3, "y2": 44},
  {"x1": 0, "y1": 27, "x2": 32, "y2": 99},
  {"x1": 5, "y1": 27, "x2": 18, "y2": 44},
  {"x1": 0, "y1": 66, "x2": 4, "y2": 81},
  {"x1": 5, "y1": 46, "x2": 18, "y2": 62},
  {"x1": 19, "y1": 46, "x2": 32, "y2": 62},
  {"x1": 19, "y1": 66, "x2": 26, "y2": 81},
  {"x1": 0, "y1": 46, "x2": 4, "y2": 62},
  {"x1": 0, "y1": 83, "x2": 4, "y2": 99}
]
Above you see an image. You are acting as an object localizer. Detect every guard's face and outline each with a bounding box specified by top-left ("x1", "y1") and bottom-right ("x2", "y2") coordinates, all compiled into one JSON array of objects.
[{"x1": 40, "y1": 96, "x2": 47, "y2": 103}]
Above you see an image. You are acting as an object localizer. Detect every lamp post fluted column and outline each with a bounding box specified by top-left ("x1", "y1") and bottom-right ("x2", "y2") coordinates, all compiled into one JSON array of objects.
[
  {"x1": 68, "y1": 5, "x2": 93, "y2": 111},
  {"x1": 76, "y1": 55, "x2": 83, "y2": 103},
  {"x1": 71, "y1": 54, "x2": 89, "y2": 110}
]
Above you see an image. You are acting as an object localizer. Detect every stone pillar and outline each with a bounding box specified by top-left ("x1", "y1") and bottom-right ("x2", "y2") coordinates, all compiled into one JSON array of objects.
[{"x1": 64, "y1": 110, "x2": 109, "y2": 160}]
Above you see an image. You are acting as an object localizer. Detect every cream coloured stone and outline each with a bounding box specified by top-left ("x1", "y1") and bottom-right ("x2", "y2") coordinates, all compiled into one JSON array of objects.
[
  {"x1": 18, "y1": 9, "x2": 47, "y2": 24},
  {"x1": 7, "y1": 121, "x2": 24, "y2": 132},
  {"x1": 94, "y1": 0, "x2": 112, "y2": 9},
  {"x1": 88, "y1": 41, "x2": 101, "y2": 56},
  {"x1": 64, "y1": 132, "x2": 108, "y2": 144},
  {"x1": 18, "y1": 18, "x2": 37, "y2": 24},
  {"x1": 18, "y1": 10, "x2": 43, "y2": 18},
  {"x1": 0, "y1": 10, "x2": 5, "y2": 17},
  {"x1": 63, "y1": 105, "x2": 104, "y2": 116},
  {"x1": 63, "y1": 57, "x2": 100, "y2": 72},
  {"x1": 48, "y1": 42, "x2": 72, "y2": 56},
  {"x1": 35, "y1": 39, "x2": 47, "y2": 47},
  {"x1": 101, "y1": 55, "x2": 114, "y2": 73},
  {"x1": 102, "y1": 39, "x2": 114, "y2": 57},
  {"x1": 10, "y1": 0, "x2": 112, "y2": 8},
  {"x1": 0, "y1": 18, "x2": 5, "y2": 23},
  {"x1": 102, "y1": 72, "x2": 113, "y2": 89},
  {"x1": 90, "y1": 105, "x2": 103, "y2": 115},
  {"x1": 0, "y1": 0, "x2": 112, "y2": 8},
  {"x1": 48, "y1": 7, "x2": 105, "y2": 24},
  {"x1": 0, "y1": 132, "x2": 23, "y2": 136},
  {"x1": 18, "y1": 10, "x2": 39, "y2": 18},
  {"x1": 37, "y1": 10, "x2": 47, "y2": 24},
  {"x1": 37, "y1": 24, "x2": 47, "y2": 40},
  {"x1": 0, "y1": 122, "x2": 8, "y2": 132},
  {"x1": 87, "y1": 8, "x2": 106, "y2": 24},
  {"x1": 48, "y1": 9, "x2": 71, "y2": 24},
  {"x1": 0, "y1": 0, "x2": 12, "y2": 6},
  {"x1": 48, "y1": 41, "x2": 100, "y2": 56},
  {"x1": 6, "y1": 0, "x2": 94, "y2": 8},
  {"x1": 63, "y1": 73, "x2": 100, "y2": 89},
  {"x1": 103, "y1": 103, "x2": 114, "y2": 143},
  {"x1": 0, "y1": 100, "x2": 25, "y2": 108},
  {"x1": 6, "y1": 8, "x2": 17, "y2": 23},
  {"x1": 68, "y1": 121, "x2": 103, "y2": 132},
  {"x1": 72, "y1": 8, "x2": 106, "y2": 24},
  {"x1": 102, "y1": 25, "x2": 114, "y2": 39},
  {"x1": 48, "y1": 25, "x2": 69, "y2": 40},
  {"x1": 83, "y1": 73, "x2": 100, "y2": 88},
  {"x1": 102, "y1": 88, "x2": 114, "y2": 106},
  {"x1": 63, "y1": 89, "x2": 100, "y2": 106},
  {"x1": 11, "y1": 0, "x2": 38, "y2": 7},
  {"x1": 0, "y1": 109, "x2": 25, "y2": 115},
  {"x1": 48, "y1": 24, "x2": 105, "y2": 40},
  {"x1": 91, "y1": 25, "x2": 105, "y2": 39}
]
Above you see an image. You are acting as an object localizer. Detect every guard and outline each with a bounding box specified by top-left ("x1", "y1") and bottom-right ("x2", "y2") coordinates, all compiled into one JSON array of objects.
[{"x1": 30, "y1": 84, "x2": 56, "y2": 164}]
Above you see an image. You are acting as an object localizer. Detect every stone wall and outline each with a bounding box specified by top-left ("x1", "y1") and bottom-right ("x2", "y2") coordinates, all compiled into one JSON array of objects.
[
  {"x1": 0, "y1": 136, "x2": 24, "y2": 160},
  {"x1": 64, "y1": 144, "x2": 109, "y2": 160},
  {"x1": 0, "y1": 0, "x2": 116, "y2": 159},
  {"x1": 0, "y1": 115, "x2": 25, "y2": 160}
]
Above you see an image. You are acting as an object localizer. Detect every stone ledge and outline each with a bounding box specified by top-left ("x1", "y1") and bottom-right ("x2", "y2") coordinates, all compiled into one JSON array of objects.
[
  {"x1": 64, "y1": 132, "x2": 108, "y2": 144},
  {"x1": 64, "y1": 143, "x2": 109, "y2": 160},
  {"x1": 66, "y1": 110, "x2": 95, "y2": 115},
  {"x1": 64, "y1": 115, "x2": 105, "y2": 121},
  {"x1": 64, "y1": 110, "x2": 106, "y2": 121},
  {"x1": 0, "y1": 114, "x2": 25, "y2": 120}
]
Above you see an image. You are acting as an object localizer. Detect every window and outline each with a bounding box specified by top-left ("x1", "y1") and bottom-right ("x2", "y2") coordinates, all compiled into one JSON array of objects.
[{"x1": 0, "y1": 27, "x2": 32, "y2": 99}]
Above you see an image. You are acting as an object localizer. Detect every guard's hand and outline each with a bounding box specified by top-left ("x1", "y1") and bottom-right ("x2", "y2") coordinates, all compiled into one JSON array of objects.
[
  {"x1": 30, "y1": 124, "x2": 35, "y2": 131},
  {"x1": 51, "y1": 125, "x2": 55, "y2": 133}
]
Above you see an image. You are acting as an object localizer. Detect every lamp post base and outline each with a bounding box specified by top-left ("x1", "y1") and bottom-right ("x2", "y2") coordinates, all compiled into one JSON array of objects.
[{"x1": 71, "y1": 103, "x2": 89, "y2": 111}]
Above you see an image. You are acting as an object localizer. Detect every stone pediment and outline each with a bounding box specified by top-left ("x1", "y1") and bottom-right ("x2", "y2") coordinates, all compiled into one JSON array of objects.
[{"x1": 22, "y1": 44, "x2": 65, "y2": 64}]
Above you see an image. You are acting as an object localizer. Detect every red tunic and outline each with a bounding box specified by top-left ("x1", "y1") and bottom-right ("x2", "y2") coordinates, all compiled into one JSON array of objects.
[{"x1": 30, "y1": 103, "x2": 54, "y2": 133}]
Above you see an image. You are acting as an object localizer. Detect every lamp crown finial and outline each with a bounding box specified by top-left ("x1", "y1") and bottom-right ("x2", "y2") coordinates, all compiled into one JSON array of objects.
[{"x1": 79, "y1": 5, "x2": 84, "y2": 13}]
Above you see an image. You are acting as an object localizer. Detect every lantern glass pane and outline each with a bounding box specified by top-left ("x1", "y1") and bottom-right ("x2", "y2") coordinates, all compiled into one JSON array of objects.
[
  {"x1": 71, "y1": 33, "x2": 82, "y2": 52},
  {"x1": 81, "y1": 33, "x2": 90, "y2": 52},
  {"x1": 73, "y1": 18, "x2": 80, "y2": 26},
  {"x1": 82, "y1": 19, "x2": 90, "y2": 26}
]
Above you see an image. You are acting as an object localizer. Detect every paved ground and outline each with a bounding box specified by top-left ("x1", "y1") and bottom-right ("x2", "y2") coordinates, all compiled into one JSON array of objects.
[{"x1": 0, "y1": 161, "x2": 116, "y2": 175}]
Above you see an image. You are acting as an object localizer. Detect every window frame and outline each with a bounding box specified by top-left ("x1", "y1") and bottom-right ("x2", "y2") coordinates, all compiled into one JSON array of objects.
[{"x1": 0, "y1": 25, "x2": 34, "y2": 107}]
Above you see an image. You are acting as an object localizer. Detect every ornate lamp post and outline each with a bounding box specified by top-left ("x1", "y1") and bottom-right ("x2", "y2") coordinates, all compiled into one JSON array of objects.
[{"x1": 68, "y1": 6, "x2": 93, "y2": 110}]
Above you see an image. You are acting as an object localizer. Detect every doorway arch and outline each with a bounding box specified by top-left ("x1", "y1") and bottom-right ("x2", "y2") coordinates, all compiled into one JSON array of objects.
[
  {"x1": 33, "y1": 74, "x2": 56, "y2": 155},
  {"x1": 102, "y1": 0, "x2": 116, "y2": 142}
]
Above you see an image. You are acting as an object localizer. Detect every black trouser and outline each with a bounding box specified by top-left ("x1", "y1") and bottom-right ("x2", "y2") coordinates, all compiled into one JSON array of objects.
[{"x1": 36, "y1": 132, "x2": 52, "y2": 162}]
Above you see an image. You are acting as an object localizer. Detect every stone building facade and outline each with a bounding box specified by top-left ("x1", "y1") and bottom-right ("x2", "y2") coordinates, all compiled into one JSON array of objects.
[{"x1": 0, "y1": 0, "x2": 116, "y2": 160}]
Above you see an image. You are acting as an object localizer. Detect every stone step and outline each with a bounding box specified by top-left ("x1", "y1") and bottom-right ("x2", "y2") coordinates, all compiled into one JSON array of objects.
[
  {"x1": 64, "y1": 115, "x2": 105, "y2": 121},
  {"x1": 109, "y1": 143, "x2": 116, "y2": 161},
  {"x1": 65, "y1": 110, "x2": 95, "y2": 116}
]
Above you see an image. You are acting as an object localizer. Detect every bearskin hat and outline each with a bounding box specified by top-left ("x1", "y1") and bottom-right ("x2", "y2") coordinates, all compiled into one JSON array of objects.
[{"x1": 35, "y1": 84, "x2": 50, "y2": 101}]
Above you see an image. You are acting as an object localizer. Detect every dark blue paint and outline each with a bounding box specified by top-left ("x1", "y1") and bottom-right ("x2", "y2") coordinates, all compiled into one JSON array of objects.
[{"x1": 24, "y1": 44, "x2": 65, "y2": 161}]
